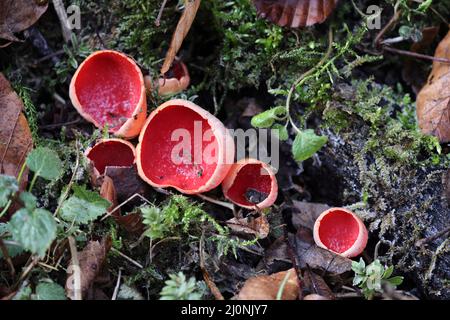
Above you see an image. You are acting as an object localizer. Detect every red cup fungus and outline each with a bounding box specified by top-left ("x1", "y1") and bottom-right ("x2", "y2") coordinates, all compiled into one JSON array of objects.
[
  {"x1": 144, "y1": 59, "x2": 190, "y2": 96},
  {"x1": 222, "y1": 158, "x2": 278, "y2": 209},
  {"x1": 85, "y1": 138, "x2": 136, "y2": 180},
  {"x1": 136, "y1": 99, "x2": 235, "y2": 194},
  {"x1": 313, "y1": 208, "x2": 368, "y2": 258},
  {"x1": 69, "y1": 50, "x2": 147, "y2": 139}
]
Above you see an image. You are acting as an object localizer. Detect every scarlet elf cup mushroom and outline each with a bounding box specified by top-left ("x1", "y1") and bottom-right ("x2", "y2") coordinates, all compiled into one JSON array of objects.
[
  {"x1": 136, "y1": 99, "x2": 235, "y2": 194},
  {"x1": 85, "y1": 138, "x2": 136, "y2": 181},
  {"x1": 144, "y1": 59, "x2": 190, "y2": 96},
  {"x1": 69, "y1": 50, "x2": 147, "y2": 139},
  {"x1": 313, "y1": 208, "x2": 368, "y2": 258},
  {"x1": 222, "y1": 158, "x2": 278, "y2": 209}
]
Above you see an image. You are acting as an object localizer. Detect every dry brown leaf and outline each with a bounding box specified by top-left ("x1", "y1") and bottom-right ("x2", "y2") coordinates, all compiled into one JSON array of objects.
[
  {"x1": 238, "y1": 268, "x2": 299, "y2": 300},
  {"x1": 302, "y1": 268, "x2": 335, "y2": 300},
  {"x1": 160, "y1": 0, "x2": 201, "y2": 75},
  {"x1": 100, "y1": 176, "x2": 118, "y2": 214},
  {"x1": 252, "y1": 0, "x2": 339, "y2": 28},
  {"x1": 290, "y1": 227, "x2": 352, "y2": 274},
  {"x1": 291, "y1": 200, "x2": 330, "y2": 230},
  {"x1": 417, "y1": 31, "x2": 450, "y2": 142},
  {"x1": 226, "y1": 215, "x2": 270, "y2": 239},
  {"x1": 104, "y1": 166, "x2": 152, "y2": 204},
  {"x1": 0, "y1": 0, "x2": 48, "y2": 42},
  {"x1": 0, "y1": 73, "x2": 32, "y2": 189},
  {"x1": 66, "y1": 236, "x2": 112, "y2": 300}
]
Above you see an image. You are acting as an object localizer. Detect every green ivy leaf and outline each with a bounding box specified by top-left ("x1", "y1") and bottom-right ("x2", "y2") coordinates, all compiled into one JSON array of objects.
[
  {"x1": 8, "y1": 208, "x2": 57, "y2": 257},
  {"x1": 0, "y1": 175, "x2": 18, "y2": 207},
  {"x1": 272, "y1": 124, "x2": 289, "y2": 141},
  {"x1": 251, "y1": 106, "x2": 286, "y2": 128},
  {"x1": 292, "y1": 129, "x2": 328, "y2": 162},
  {"x1": 26, "y1": 147, "x2": 63, "y2": 181},
  {"x1": 60, "y1": 185, "x2": 110, "y2": 224},
  {"x1": 34, "y1": 282, "x2": 67, "y2": 300}
]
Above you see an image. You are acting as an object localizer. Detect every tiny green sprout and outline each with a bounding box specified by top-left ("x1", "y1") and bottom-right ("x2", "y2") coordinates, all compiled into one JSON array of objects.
[
  {"x1": 26, "y1": 147, "x2": 63, "y2": 191},
  {"x1": 352, "y1": 258, "x2": 404, "y2": 300}
]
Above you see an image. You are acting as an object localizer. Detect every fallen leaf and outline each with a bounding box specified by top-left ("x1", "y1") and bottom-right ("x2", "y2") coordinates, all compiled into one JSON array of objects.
[
  {"x1": 291, "y1": 200, "x2": 330, "y2": 230},
  {"x1": 417, "y1": 31, "x2": 450, "y2": 142},
  {"x1": 0, "y1": 0, "x2": 48, "y2": 42},
  {"x1": 160, "y1": 0, "x2": 201, "y2": 75},
  {"x1": 66, "y1": 236, "x2": 111, "y2": 300},
  {"x1": 100, "y1": 176, "x2": 118, "y2": 214},
  {"x1": 238, "y1": 268, "x2": 299, "y2": 300},
  {"x1": 0, "y1": 73, "x2": 32, "y2": 190},
  {"x1": 226, "y1": 215, "x2": 270, "y2": 239},
  {"x1": 289, "y1": 227, "x2": 352, "y2": 274},
  {"x1": 252, "y1": 0, "x2": 339, "y2": 28},
  {"x1": 302, "y1": 268, "x2": 335, "y2": 299}
]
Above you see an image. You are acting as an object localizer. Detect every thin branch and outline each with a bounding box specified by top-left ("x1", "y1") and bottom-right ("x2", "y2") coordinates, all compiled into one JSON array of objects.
[
  {"x1": 111, "y1": 269, "x2": 122, "y2": 300},
  {"x1": 111, "y1": 247, "x2": 144, "y2": 269},
  {"x1": 155, "y1": 0, "x2": 169, "y2": 26},
  {"x1": 416, "y1": 225, "x2": 450, "y2": 247},
  {"x1": 52, "y1": 0, "x2": 73, "y2": 43},
  {"x1": 68, "y1": 236, "x2": 82, "y2": 300},
  {"x1": 382, "y1": 45, "x2": 450, "y2": 64}
]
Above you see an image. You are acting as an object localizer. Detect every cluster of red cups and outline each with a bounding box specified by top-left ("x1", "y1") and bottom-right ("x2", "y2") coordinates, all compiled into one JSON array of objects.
[{"x1": 71, "y1": 50, "x2": 368, "y2": 258}]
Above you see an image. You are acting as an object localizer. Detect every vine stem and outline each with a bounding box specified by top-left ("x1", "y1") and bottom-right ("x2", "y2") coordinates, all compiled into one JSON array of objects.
[{"x1": 285, "y1": 27, "x2": 334, "y2": 134}]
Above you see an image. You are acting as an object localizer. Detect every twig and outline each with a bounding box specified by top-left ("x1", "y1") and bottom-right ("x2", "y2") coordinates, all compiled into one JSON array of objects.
[
  {"x1": 101, "y1": 193, "x2": 152, "y2": 221},
  {"x1": 52, "y1": 0, "x2": 73, "y2": 43},
  {"x1": 155, "y1": 0, "x2": 169, "y2": 26},
  {"x1": 416, "y1": 225, "x2": 450, "y2": 247},
  {"x1": 196, "y1": 194, "x2": 234, "y2": 211},
  {"x1": 111, "y1": 247, "x2": 144, "y2": 269},
  {"x1": 382, "y1": 45, "x2": 450, "y2": 64},
  {"x1": 68, "y1": 236, "x2": 82, "y2": 300},
  {"x1": 111, "y1": 269, "x2": 122, "y2": 300},
  {"x1": 374, "y1": 4, "x2": 402, "y2": 47},
  {"x1": 200, "y1": 231, "x2": 224, "y2": 300}
]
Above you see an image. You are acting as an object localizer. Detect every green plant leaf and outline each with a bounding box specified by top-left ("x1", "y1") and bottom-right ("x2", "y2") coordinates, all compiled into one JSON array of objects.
[
  {"x1": 292, "y1": 129, "x2": 328, "y2": 162},
  {"x1": 0, "y1": 175, "x2": 18, "y2": 207},
  {"x1": 26, "y1": 147, "x2": 63, "y2": 181},
  {"x1": 383, "y1": 265, "x2": 394, "y2": 279},
  {"x1": 272, "y1": 123, "x2": 289, "y2": 141},
  {"x1": 8, "y1": 208, "x2": 57, "y2": 257},
  {"x1": 60, "y1": 185, "x2": 110, "y2": 224},
  {"x1": 19, "y1": 192, "x2": 37, "y2": 210},
  {"x1": 387, "y1": 276, "x2": 404, "y2": 286},
  {"x1": 251, "y1": 106, "x2": 286, "y2": 128},
  {"x1": 34, "y1": 282, "x2": 67, "y2": 300}
]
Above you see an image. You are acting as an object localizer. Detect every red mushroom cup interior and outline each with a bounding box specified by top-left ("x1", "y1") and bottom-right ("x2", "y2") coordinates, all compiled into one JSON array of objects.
[
  {"x1": 70, "y1": 50, "x2": 145, "y2": 136},
  {"x1": 86, "y1": 139, "x2": 136, "y2": 176},
  {"x1": 313, "y1": 208, "x2": 368, "y2": 258},
  {"x1": 137, "y1": 100, "x2": 234, "y2": 194},
  {"x1": 222, "y1": 160, "x2": 278, "y2": 209}
]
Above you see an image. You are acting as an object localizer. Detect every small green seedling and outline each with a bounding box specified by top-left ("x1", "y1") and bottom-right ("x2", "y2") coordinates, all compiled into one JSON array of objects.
[{"x1": 352, "y1": 258, "x2": 404, "y2": 300}]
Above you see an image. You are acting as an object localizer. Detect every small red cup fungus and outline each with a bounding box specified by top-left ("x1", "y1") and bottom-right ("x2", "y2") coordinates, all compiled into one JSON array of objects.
[
  {"x1": 313, "y1": 208, "x2": 368, "y2": 258},
  {"x1": 144, "y1": 59, "x2": 190, "y2": 96},
  {"x1": 85, "y1": 138, "x2": 136, "y2": 180},
  {"x1": 136, "y1": 99, "x2": 235, "y2": 194},
  {"x1": 222, "y1": 158, "x2": 278, "y2": 209},
  {"x1": 70, "y1": 50, "x2": 147, "y2": 139}
]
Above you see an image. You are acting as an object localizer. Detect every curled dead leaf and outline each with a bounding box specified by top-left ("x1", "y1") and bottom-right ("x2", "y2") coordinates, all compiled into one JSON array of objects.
[
  {"x1": 290, "y1": 227, "x2": 352, "y2": 274},
  {"x1": 0, "y1": 0, "x2": 48, "y2": 42},
  {"x1": 104, "y1": 166, "x2": 152, "y2": 204},
  {"x1": 226, "y1": 215, "x2": 270, "y2": 239},
  {"x1": 291, "y1": 200, "x2": 330, "y2": 230},
  {"x1": 302, "y1": 268, "x2": 335, "y2": 300},
  {"x1": 238, "y1": 268, "x2": 299, "y2": 300},
  {"x1": 417, "y1": 31, "x2": 450, "y2": 142},
  {"x1": 100, "y1": 176, "x2": 118, "y2": 214},
  {"x1": 160, "y1": 0, "x2": 201, "y2": 75},
  {"x1": 252, "y1": 0, "x2": 339, "y2": 28},
  {"x1": 0, "y1": 73, "x2": 32, "y2": 190},
  {"x1": 66, "y1": 236, "x2": 111, "y2": 300}
]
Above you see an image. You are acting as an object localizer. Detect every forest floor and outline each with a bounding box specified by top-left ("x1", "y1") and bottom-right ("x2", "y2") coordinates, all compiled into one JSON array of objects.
[{"x1": 0, "y1": 0, "x2": 449, "y2": 300}]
